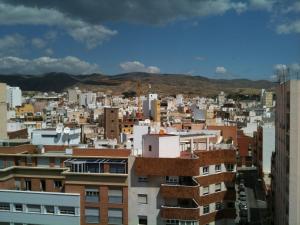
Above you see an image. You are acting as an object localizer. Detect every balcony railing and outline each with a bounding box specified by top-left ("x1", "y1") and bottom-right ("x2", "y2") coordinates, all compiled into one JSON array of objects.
[{"x1": 161, "y1": 204, "x2": 200, "y2": 220}]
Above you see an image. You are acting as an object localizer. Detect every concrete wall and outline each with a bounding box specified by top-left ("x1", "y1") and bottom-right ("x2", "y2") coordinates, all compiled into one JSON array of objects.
[
  {"x1": 0, "y1": 189, "x2": 80, "y2": 225},
  {"x1": 0, "y1": 83, "x2": 7, "y2": 140}
]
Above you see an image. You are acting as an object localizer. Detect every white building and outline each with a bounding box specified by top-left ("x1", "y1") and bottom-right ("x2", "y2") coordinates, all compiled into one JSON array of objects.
[
  {"x1": 6, "y1": 86, "x2": 22, "y2": 109},
  {"x1": 142, "y1": 93, "x2": 158, "y2": 119}
]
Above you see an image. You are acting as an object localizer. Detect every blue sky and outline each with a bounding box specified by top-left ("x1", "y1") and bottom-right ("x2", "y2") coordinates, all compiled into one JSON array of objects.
[{"x1": 0, "y1": 0, "x2": 299, "y2": 80}]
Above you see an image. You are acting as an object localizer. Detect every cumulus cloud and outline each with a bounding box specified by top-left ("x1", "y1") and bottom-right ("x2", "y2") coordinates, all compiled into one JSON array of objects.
[
  {"x1": 45, "y1": 48, "x2": 54, "y2": 56},
  {"x1": 120, "y1": 61, "x2": 160, "y2": 73},
  {"x1": 195, "y1": 56, "x2": 206, "y2": 61},
  {"x1": 0, "y1": 2, "x2": 117, "y2": 49},
  {"x1": 0, "y1": 34, "x2": 25, "y2": 56},
  {"x1": 276, "y1": 20, "x2": 300, "y2": 34},
  {"x1": 1, "y1": 0, "x2": 250, "y2": 25},
  {"x1": 0, "y1": 56, "x2": 100, "y2": 75},
  {"x1": 215, "y1": 66, "x2": 227, "y2": 74},
  {"x1": 274, "y1": 64, "x2": 287, "y2": 71}
]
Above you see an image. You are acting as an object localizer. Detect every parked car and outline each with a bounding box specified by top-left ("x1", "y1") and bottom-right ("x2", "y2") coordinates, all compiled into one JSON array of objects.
[
  {"x1": 239, "y1": 196, "x2": 247, "y2": 201},
  {"x1": 239, "y1": 191, "x2": 246, "y2": 197},
  {"x1": 239, "y1": 202, "x2": 248, "y2": 210}
]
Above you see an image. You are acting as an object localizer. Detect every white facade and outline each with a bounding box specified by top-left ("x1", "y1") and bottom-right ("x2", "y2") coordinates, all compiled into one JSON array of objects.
[
  {"x1": 142, "y1": 134, "x2": 181, "y2": 158},
  {"x1": 6, "y1": 86, "x2": 22, "y2": 108},
  {"x1": 142, "y1": 93, "x2": 158, "y2": 118}
]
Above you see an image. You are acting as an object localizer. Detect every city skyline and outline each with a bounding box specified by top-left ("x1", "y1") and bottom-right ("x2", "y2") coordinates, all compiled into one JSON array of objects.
[{"x1": 0, "y1": 0, "x2": 299, "y2": 80}]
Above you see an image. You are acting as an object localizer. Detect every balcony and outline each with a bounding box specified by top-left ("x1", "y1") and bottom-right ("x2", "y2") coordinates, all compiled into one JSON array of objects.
[
  {"x1": 161, "y1": 199, "x2": 199, "y2": 220},
  {"x1": 160, "y1": 177, "x2": 199, "y2": 199}
]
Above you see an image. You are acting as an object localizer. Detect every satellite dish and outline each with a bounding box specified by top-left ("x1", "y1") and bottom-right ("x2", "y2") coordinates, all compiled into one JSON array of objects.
[{"x1": 64, "y1": 127, "x2": 70, "y2": 134}]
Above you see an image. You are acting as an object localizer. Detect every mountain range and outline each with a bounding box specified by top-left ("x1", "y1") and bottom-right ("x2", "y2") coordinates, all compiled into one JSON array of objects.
[{"x1": 0, "y1": 72, "x2": 275, "y2": 97}]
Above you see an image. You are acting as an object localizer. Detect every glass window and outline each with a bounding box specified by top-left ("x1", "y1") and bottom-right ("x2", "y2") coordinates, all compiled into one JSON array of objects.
[
  {"x1": 59, "y1": 206, "x2": 75, "y2": 215},
  {"x1": 203, "y1": 205, "x2": 209, "y2": 214},
  {"x1": 215, "y1": 164, "x2": 221, "y2": 172},
  {"x1": 203, "y1": 166, "x2": 209, "y2": 175},
  {"x1": 203, "y1": 186, "x2": 209, "y2": 195},
  {"x1": 138, "y1": 176, "x2": 148, "y2": 183},
  {"x1": 215, "y1": 202, "x2": 222, "y2": 211},
  {"x1": 45, "y1": 205, "x2": 54, "y2": 214},
  {"x1": 166, "y1": 176, "x2": 179, "y2": 184},
  {"x1": 215, "y1": 183, "x2": 221, "y2": 192},
  {"x1": 138, "y1": 215, "x2": 147, "y2": 225},
  {"x1": 108, "y1": 189, "x2": 122, "y2": 204},
  {"x1": 108, "y1": 208, "x2": 122, "y2": 225},
  {"x1": 225, "y1": 164, "x2": 234, "y2": 172},
  {"x1": 0, "y1": 202, "x2": 10, "y2": 211},
  {"x1": 85, "y1": 187, "x2": 99, "y2": 202},
  {"x1": 54, "y1": 180, "x2": 63, "y2": 189},
  {"x1": 14, "y1": 203, "x2": 23, "y2": 212},
  {"x1": 27, "y1": 204, "x2": 41, "y2": 213},
  {"x1": 138, "y1": 194, "x2": 147, "y2": 204},
  {"x1": 85, "y1": 208, "x2": 99, "y2": 224}
]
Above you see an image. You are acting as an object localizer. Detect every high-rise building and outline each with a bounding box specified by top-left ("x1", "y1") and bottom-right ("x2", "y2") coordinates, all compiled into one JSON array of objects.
[
  {"x1": 6, "y1": 86, "x2": 22, "y2": 109},
  {"x1": 151, "y1": 99, "x2": 160, "y2": 122},
  {"x1": 68, "y1": 88, "x2": 81, "y2": 104},
  {"x1": 104, "y1": 107, "x2": 120, "y2": 141},
  {"x1": 142, "y1": 93, "x2": 158, "y2": 119},
  {"x1": 0, "y1": 83, "x2": 7, "y2": 139},
  {"x1": 261, "y1": 89, "x2": 273, "y2": 108},
  {"x1": 272, "y1": 76, "x2": 300, "y2": 225}
]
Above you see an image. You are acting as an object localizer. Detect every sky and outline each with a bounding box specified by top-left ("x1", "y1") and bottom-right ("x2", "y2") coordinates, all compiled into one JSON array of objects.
[{"x1": 0, "y1": 0, "x2": 299, "y2": 80}]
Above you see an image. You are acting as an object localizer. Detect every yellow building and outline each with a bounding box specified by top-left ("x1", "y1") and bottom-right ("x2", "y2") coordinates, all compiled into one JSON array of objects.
[
  {"x1": 15, "y1": 104, "x2": 34, "y2": 119},
  {"x1": 151, "y1": 99, "x2": 161, "y2": 122}
]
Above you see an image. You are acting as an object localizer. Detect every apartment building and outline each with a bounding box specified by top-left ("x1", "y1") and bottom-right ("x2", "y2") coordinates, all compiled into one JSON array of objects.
[
  {"x1": 0, "y1": 145, "x2": 130, "y2": 225},
  {"x1": 129, "y1": 133, "x2": 236, "y2": 225},
  {"x1": 272, "y1": 77, "x2": 300, "y2": 225},
  {"x1": 104, "y1": 107, "x2": 120, "y2": 142}
]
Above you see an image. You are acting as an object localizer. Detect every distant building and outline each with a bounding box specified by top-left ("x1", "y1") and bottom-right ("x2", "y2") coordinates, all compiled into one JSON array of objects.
[
  {"x1": 6, "y1": 86, "x2": 22, "y2": 109},
  {"x1": 31, "y1": 127, "x2": 81, "y2": 146},
  {"x1": 68, "y1": 88, "x2": 81, "y2": 104},
  {"x1": 151, "y1": 99, "x2": 160, "y2": 122},
  {"x1": 0, "y1": 83, "x2": 7, "y2": 139},
  {"x1": 104, "y1": 107, "x2": 120, "y2": 141},
  {"x1": 261, "y1": 89, "x2": 273, "y2": 108},
  {"x1": 142, "y1": 93, "x2": 158, "y2": 119},
  {"x1": 217, "y1": 91, "x2": 226, "y2": 106}
]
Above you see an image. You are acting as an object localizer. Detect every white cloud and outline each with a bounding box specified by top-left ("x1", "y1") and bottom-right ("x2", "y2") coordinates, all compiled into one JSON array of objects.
[
  {"x1": 0, "y1": 56, "x2": 100, "y2": 75},
  {"x1": 283, "y1": 2, "x2": 300, "y2": 14},
  {"x1": 120, "y1": 61, "x2": 160, "y2": 73},
  {"x1": 215, "y1": 66, "x2": 227, "y2": 74},
  {"x1": 32, "y1": 38, "x2": 47, "y2": 49},
  {"x1": 274, "y1": 64, "x2": 287, "y2": 71},
  {"x1": 276, "y1": 20, "x2": 300, "y2": 34},
  {"x1": 0, "y1": 34, "x2": 25, "y2": 56},
  {"x1": 249, "y1": 0, "x2": 275, "y2": 11},
  {"x1": 0, "y1": 2, "x2": 117, "y2": 49}
]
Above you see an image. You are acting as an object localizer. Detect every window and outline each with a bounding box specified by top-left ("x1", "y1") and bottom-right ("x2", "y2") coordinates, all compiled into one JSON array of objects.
[
  {"x1": 165, "y1": 220, "x2": 179, "y2": 225},
  {"x1": 215, "y1": 202, "x2": 222, "y2": 211},
  {"x1": 108, "y1": 208, "x2": 122, "y2": 225},
  {"x1": 59, "y1": 206, "x2": 75, "y2": 215},
  {"x1": 26, "y1": 156, "x2": 32, "y2": 165},
  {"x1": 148, "y1": 145, "x2": 152, "y2": 151},
  {"x1": 0, "y1": 159, "x2": 4, "y2": 169},
  {"x1": 15, "y1": 179, "x2": 21, "y2": 190},
  {"x1": 85, "y1": 208, "x2": 99, "y2": 224},
  {"x1": 215, "y1": 183, "x2": 221, "y2": 192},
  {"x1": 54, "y1": 180, "x2": 62, "y2": 189},
  {"x1": 203, "y1": 166, "x2": 209, "y2": 175},
  {"x1": 108, "y1": 189, "x2": 123, "y2": 204},
  {"x1": 45, "y1": 205, "x2": 54, "y2": 214},
  {"x1": 27, "y1": 204, "x2": 41, "y2": 213},
  {"x1": 203, "y1": 186, "x2": 209, "y2": 195},
  {"x1": 225, "y1": 164, "x2": 234, "y2": 172},
  {"x1": 0, "y1": 202, "x2": 10, "y2": 211},
  {"x1": 54, "y1": 158, "x2": 61, "y2": 168},
  {"x1": 85, "y1": 188, "x2": 99, "y2": 202},
  {"x1": 203, "y1": 205, "x2": 210, "y2": 214},
  {"x1": 138, "y1": 215, "x2": 147, "y2": 225},
  {"x1": 14, "y1": 204, "x2": 23, "y2": 212},
  {"x1": 25, "y1": 180, "x2": 31, "y2": 191},
  {"x1": 215, "y1": 164, "x2": 221, "y2": 172},
  {"x1": 40, "y1": 180, "x2": 46, "y2": 191},
  {"x1": 138, "y1": 176, "x2": 148, "y2": 183},
  {"x1": 166, "y1": 176, "x2": 179, "y2": 184},
  {"x1": 138, "y1": 194, "x2": 148, "y2": 204}
]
